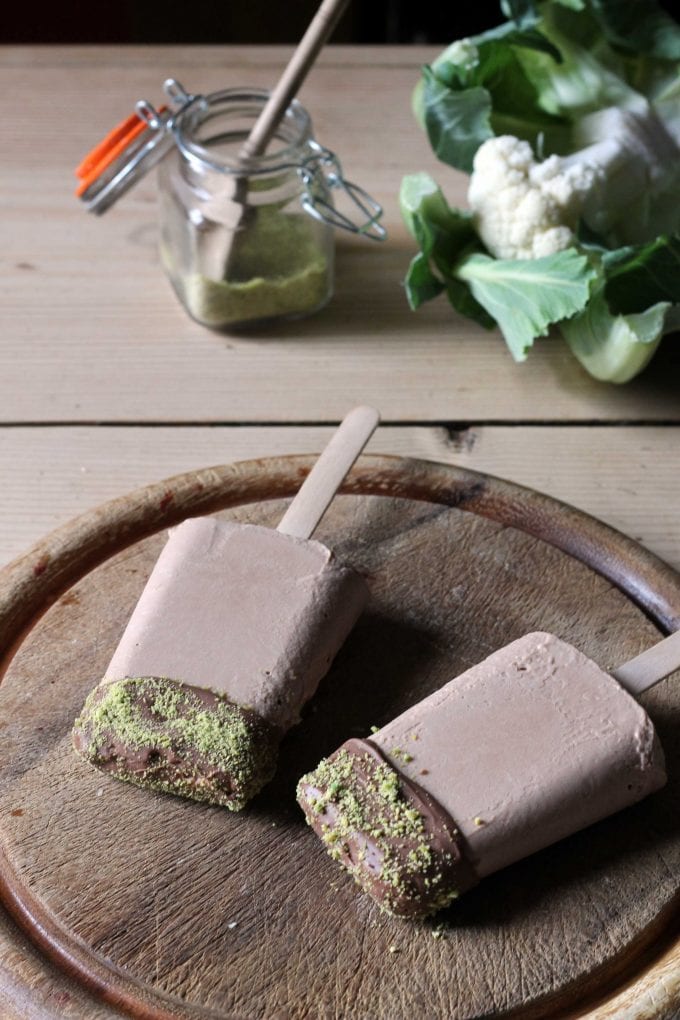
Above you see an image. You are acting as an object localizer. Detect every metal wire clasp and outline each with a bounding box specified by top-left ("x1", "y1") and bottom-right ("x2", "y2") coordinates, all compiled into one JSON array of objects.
[
  {"x1": 299, "y1": 142, "x2": 386, "y2": 240},
  {"x1": 76, "y1": 79, "x2": 206, "y2": 214}
]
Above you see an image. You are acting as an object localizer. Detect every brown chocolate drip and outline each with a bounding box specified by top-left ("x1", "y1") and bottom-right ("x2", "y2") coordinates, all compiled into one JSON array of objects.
[
  {"x1": 297, "y1": 737, "x2": 478, "y2": 918},
  {"x1": 72, "y1": 676, "x2": 280, "y2": 811}
]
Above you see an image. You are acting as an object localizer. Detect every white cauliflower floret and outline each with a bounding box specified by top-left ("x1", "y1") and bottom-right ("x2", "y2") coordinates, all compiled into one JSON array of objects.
[{"x1": 468, "y1": 136, "x2": 599, "y2": 260}]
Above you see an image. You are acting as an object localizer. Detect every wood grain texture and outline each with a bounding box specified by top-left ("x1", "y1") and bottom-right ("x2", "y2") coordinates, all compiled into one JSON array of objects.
[
  {"x1": 1, "y1": 425, "x2": 679, "y2": 573},
  {"x1": 0, "y1": 456, "x2": 679, "y2": 1019},
  {"x1": 2, "y1": 45, "x2": 679, "y2": 424}
]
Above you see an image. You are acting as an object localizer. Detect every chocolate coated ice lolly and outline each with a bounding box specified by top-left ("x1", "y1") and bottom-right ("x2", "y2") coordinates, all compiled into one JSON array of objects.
[
  {"x1": 73, "y1": 406, "x2": 379, "y2": 809},
  {"x1": 297, "y1": 630, "x2": 677, "y2": 917}
]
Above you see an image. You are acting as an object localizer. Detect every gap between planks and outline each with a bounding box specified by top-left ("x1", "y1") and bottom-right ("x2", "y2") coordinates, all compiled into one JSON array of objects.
[{"x1": 0, "y1": 424, "x2": 678, "y2": 574}]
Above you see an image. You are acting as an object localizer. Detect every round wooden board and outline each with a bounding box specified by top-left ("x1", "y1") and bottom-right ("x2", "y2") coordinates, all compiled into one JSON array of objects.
[{"x1": 1, "y1": 455, "x2": 680, "y2": 1020}]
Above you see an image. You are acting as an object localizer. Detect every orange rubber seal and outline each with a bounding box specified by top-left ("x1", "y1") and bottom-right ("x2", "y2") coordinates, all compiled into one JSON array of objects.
[{"x1": 75, "y1": 107, "x2": 167, "y2": 197}]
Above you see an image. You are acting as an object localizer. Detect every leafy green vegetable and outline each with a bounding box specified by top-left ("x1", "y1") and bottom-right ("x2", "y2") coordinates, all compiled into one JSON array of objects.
[
  {"x1": 589, "y1": 0, "x2": 680, "y2": 60},
  {"x1": 402, "y1": 0, "x2": 680, "y2": 382},
  {"x1": 455, "y1": 250, "x2": 596, "y2": 359},
  {"x1": 602, "y1": 235, "x2": 680, "y2": 314},
  {"x1": 560, "y1": 288, "x2": 670, "y2": 382},
  {"x1": 414, "y1": 20, "x2": 569, "y2": 171},
  {"x1": 401, "y1": 174, "x2": 493, "y2": 325},
  {"x1": 401, "y1": 174, "x2": 596, "y2": 356},
  {"x1": 422, "y1": 72, "x2": 493, "y2": 174}
]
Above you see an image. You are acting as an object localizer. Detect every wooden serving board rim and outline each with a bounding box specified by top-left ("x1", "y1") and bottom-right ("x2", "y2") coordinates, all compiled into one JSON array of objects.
[{"x1": 1, "y1": 452, "x2": 679, "y2": 1020}]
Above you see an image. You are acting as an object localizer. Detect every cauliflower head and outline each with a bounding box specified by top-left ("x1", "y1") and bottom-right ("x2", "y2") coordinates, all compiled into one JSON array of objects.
[{"x1": 468, "y1": 136, "x2": 598, "y2": 260}]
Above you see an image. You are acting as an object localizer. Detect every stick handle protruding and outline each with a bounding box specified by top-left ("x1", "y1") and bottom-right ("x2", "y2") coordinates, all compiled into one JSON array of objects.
[
  {"x1": 277, "y1": 406, "x2": 380, "y2": 540},
  {"x1": 241, "y1": 0, "x2": 350, "y2": 160},
  {"x1": 612, "y1": 628, "x2": 680, "y2": 696}
]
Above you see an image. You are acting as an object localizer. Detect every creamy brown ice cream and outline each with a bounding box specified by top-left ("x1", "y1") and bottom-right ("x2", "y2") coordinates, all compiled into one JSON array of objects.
[
  {"x1": 73, "y1": 516, "x2": 369, "y2": 808},
  {"x1": 297, "y1": 632, "x2": 667, "y2": 917}
]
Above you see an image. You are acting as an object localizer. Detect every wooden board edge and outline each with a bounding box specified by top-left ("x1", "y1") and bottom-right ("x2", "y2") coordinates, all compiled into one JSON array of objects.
[{"x1": 2, "y1": 454, "x2": 679, "y2": 655}]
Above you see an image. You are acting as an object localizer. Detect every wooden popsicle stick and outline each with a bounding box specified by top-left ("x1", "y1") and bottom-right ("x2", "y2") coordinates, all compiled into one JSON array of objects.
[
  {"x1": 612, "y1": 628, "x2": 680, "y2": 696},
  {"x1": 206, "y1": 0, "x2": 349, "y2": 281},
  {"x1": 277, "y1": 406, "x2": 380, "y2": 540}
]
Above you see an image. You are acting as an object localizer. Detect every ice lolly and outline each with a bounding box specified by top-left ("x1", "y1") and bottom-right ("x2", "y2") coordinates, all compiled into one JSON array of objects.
[
  {"x1": 297, "y1": 629, "x2": 679, "y2": 918},
  {"x1": 73, "y1": 406, "x2": 379, "y2": 809}
]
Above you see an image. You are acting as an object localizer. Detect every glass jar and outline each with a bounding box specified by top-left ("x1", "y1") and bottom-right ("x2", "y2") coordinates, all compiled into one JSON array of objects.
[
  {"x1": 158, "y1": 88, "x2": 336, "y2": 329},
  {"x1": 76, "y1": 79, "x2": 385, "y2": 330}
]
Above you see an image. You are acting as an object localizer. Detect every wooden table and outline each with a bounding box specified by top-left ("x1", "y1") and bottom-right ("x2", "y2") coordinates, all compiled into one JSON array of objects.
[{"x1": 1, "y1": 45, "x2": 679, "y2": 1019}]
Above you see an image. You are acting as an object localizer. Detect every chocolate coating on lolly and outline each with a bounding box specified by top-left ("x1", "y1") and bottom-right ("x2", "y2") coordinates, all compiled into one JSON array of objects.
[
  {"x1": 72, "y1": 676, "x2": 279, "y2": 810},
  {"x1": 297, "y1": 738, "x2": 477, "y2": 918}
]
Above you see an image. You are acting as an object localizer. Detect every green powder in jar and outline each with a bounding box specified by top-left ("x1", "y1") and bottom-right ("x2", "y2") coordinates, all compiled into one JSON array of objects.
[{"x1": 165, "y1": 206, "x2": 332, "y2": 328}]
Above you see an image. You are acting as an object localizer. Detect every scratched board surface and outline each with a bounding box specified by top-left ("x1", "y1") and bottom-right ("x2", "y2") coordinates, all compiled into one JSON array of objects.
[{"x1": 0, "y1": 469, "x2": 679, "y2": 1019}]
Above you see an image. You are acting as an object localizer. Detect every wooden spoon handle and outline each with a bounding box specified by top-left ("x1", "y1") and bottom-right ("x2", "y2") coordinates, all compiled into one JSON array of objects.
[{"x1": 241, "y1": 0, "x2": 350, "y2": 159}]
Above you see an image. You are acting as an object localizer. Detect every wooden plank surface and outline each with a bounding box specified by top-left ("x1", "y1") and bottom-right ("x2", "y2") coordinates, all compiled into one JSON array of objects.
[
  {"x1": 1, "y1": 425, "x2": 678, "y2": 572},
  {"x1": 2, "y1": 45, "x2": 679, "y2": 424}
]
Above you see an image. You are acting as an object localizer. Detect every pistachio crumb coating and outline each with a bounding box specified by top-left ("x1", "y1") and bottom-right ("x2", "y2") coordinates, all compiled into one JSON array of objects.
[
  {"x1": 297, "y1": 738, "x2": 477, "y2": 918},
  {"x1": 72, "y1": 676, "x2": 279, "y2": 810}
]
